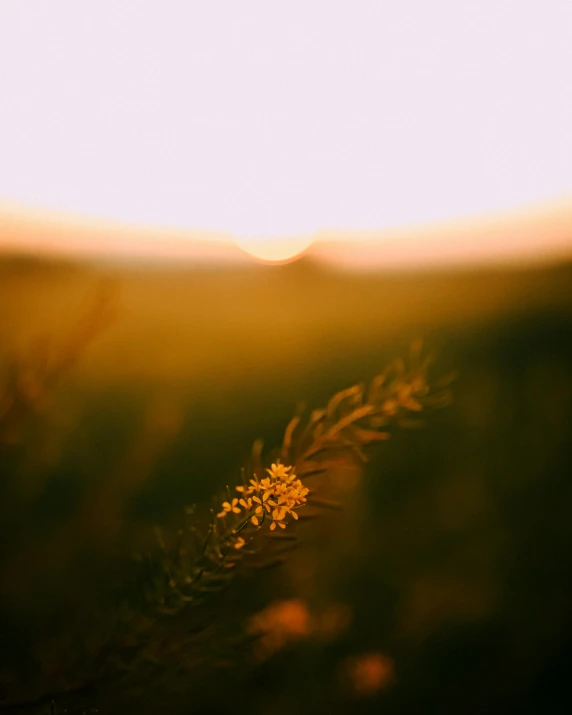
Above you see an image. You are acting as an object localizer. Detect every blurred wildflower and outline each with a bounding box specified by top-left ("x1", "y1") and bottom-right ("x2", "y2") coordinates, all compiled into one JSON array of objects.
[
  {"x1": 343, "y1": 652, "x2": 395, "y2": 697},
  {"x1": 0, "y1": 283, "x2": 116, "y2": 446},
  {"x1": 247, "y1": 599, "x2": 312, "y2": 659},
  {"x1": 247, "y1": 599, "x2": 353, "y2": 660}
]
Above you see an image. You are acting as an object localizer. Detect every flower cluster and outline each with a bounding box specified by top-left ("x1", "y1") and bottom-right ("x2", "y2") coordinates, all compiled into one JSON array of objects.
[{"x1": 217, "y1": 462, "x2": 309, "y2": 532}]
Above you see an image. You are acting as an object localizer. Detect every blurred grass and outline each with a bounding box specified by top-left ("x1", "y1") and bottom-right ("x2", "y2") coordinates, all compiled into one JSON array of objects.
[{"x1": 1, "y1": 255, "x2": 572, "y2": 713}]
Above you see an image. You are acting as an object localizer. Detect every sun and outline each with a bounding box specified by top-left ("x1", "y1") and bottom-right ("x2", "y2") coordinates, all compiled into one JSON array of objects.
[{"x1": 234, "y1": 235, "x2": 314, "y2": 264}]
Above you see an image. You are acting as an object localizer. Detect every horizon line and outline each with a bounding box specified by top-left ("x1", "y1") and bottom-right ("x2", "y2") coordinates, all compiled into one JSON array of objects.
[{"x1": 1, "y1": 195, "x2": 571, "y2": 269}]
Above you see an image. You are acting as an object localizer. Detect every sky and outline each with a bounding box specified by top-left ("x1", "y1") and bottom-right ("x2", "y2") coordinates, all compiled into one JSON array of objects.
[{"x1": 0, "y1": 1, "x2": 571, "y2": 241}]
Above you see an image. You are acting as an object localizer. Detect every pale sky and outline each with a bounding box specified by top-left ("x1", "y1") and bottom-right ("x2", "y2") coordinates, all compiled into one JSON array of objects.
[{"x1": 0, "y1": 1, "x2": 571, "y2": 240}]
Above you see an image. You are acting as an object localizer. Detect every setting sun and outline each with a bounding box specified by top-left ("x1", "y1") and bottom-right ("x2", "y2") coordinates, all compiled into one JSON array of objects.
[{"x1": 234, "y1": 235, "x2": 315, "y2": 264}]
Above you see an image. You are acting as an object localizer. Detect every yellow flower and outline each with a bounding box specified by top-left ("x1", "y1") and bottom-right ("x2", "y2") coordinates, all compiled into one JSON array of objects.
[
  {"x1": 266, "y1": 462, "x2": 293, "y2": 481},
  {"x1": 224, "y1": 462, "x2": 306, "y2": 531},
  {"x1": 217, "y1": 498, "x2": 241, "y2": 518}
]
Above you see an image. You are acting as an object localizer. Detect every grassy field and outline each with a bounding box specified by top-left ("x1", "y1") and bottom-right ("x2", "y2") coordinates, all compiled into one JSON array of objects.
[{"x1": 1, "y1": 255, "x2": 572, "y2": 713}]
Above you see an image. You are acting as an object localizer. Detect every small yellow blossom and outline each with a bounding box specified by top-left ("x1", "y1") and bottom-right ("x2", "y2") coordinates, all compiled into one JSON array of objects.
[
  {"x1": 234, "y1": 536, "x2": 246, "y2": 549},
  {"x1": 266, "y1": 463, "x2": 293, "y2": 480},
  {"x1": 217, "y1": 498, "x2": 241, "y2": 518}
]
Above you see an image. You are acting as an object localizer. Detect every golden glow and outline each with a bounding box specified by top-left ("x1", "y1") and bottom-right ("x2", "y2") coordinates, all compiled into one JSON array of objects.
[
  {"x1": 234, "y1": 235, "x2": 314, "y2": 264},
  {"x1": 1, "y1": 198, "x2": 571, "y2": 269}
]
